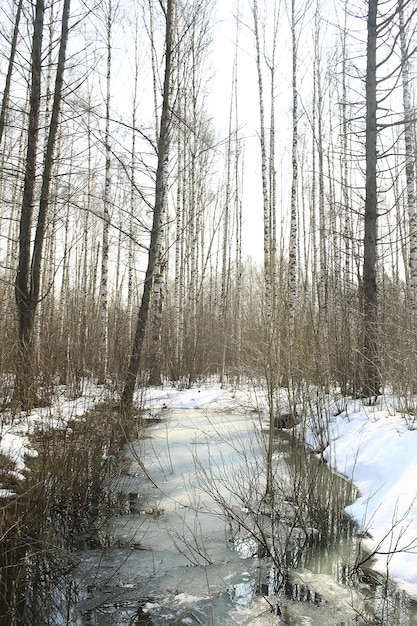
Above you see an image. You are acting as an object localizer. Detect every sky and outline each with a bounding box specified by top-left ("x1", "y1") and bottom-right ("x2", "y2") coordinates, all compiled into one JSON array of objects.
[{"x1": 2, "y1": 381, "x2": 417, "y2": 601}]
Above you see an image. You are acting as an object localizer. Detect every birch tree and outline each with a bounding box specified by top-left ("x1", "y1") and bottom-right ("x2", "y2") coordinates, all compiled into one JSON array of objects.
[
  {"x1": 314, "y1": 7, "x2": 327, "y2": 332},
  {"x1": 252, "y1": 0, "x2": 274, "y2": 499},
  {"x1": 399, "y1": 0, "x2": 417, "y2": 338},
  {"x1": 98, "y1": 0, "x2": 114, "y2": 382},
  {"x1": 219, "y1": 75, "x2": 235, "y2": 387},
  {"x1": 252, "y1": 0, "x2": 273, "y2": 328},
  {"x1": 288, "y1": 0, "x2": 299, "y2": 325}
]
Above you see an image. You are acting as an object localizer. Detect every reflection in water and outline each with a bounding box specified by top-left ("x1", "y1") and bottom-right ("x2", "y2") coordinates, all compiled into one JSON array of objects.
[
  {"x1": 0, "y1": 499, "x2": 82, "y2": 626},
  {"x1": 72, "y1": 409, "x2": 417, "y2": 625},
  {"x1": 228, "y1": 573, "x2": 255, "y2": 606}
]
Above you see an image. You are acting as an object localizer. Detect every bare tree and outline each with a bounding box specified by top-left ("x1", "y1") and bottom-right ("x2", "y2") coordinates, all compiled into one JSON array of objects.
[
  {"x1": 252, "y1": 0, "x2": 273, "y2": 329},
  {"x1": 288, "y1": 0, "x2": 299, "y2": 325},
  {"x1": 399, "y1": 0, "x2": 417, "y2": 338},
  {"x1": 98, "y1": 0, "x2": 115, "y2": 382},
  {"x1": 0, "y1": 0, "x2": 23, "y2": 149},
  {"x1": 14, "y1": 0, "x2": 71, "y2": 407},
  {"x1": 362, "y1": 0, "x2": 380, "y2": 398},
  {"x1": 121, "y1": 0, "x2": 174, "y2": 413},
  {"x1": 251, "y1": 0, "x2": 275, "y2": 499}
]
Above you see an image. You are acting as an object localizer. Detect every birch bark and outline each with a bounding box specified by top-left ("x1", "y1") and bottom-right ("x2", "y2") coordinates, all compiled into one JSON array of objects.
[
  {"x1": 399, "y1": 0, "x2": 417, "y2": 337},
  {"x1": 288, "y1": 0, "x2": 298, "y2": 325},
  {"x1": 252, "y1": 0, "x2": 275, "y2": 500},
  {"x1": 99, "y1": 0, "x2": 113, "y2": 382}
]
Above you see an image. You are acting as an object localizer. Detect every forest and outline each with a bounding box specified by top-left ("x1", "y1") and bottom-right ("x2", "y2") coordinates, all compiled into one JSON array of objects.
[
  {"x1": 0, "y1": 0, "x2": 414, "y2": 411},
  {"x1": 0, "y1": 0, "x2": 417, "y2": 622}
]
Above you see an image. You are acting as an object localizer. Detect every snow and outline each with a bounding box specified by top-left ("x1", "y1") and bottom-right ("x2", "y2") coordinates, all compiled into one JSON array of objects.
[
  {"x1": 0, "y1": 383, "x2": 101, "y2": 472},
  {"x1": 305, "y1": 395, "x2": 417, "y2": 597},
  {"x1": 2, "y1": 381, "x2": 417, "y2": 597}
]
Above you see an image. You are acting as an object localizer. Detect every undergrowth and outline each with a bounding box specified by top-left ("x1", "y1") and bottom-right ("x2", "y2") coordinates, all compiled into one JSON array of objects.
[{"x1": 0, "y1": 403, "x2": 139, "y2": 625}]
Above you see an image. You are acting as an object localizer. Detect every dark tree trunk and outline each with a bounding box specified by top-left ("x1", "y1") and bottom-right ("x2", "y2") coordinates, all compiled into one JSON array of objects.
[
  {"x1": 121, "y1": 0, "x2": 173, "y2": 413},
  {"x1": 362, "y1": 0, "x2": 381, "y2": 397},
  {"x1": 31, "y1": 0, "x2": 71, "y2": 308},
  {"x1": 0, "y1": 0, "x2": 23, "y2": 148},
  {"x1": 14, "y1": 0, "x2": 45, "y2": 407},
  {"x1": 14, "y1": 0, "x2": 71, "y2": 407}
]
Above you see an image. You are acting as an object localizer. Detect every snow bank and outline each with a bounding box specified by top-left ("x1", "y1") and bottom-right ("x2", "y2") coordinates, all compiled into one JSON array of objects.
[{"x1": 306, "y1": 397, "x2": 417, "y2": 596}]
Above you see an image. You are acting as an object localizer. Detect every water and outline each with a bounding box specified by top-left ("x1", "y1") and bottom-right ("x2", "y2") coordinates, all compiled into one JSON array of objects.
[{"x1": 71, "y1": 408, "x2": 417, "y2": 625}]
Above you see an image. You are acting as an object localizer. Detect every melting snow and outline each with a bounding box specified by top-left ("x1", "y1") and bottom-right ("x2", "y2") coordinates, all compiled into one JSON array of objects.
[{"x1": 2, "y1": 381, "x2": 417, "y2": 596}]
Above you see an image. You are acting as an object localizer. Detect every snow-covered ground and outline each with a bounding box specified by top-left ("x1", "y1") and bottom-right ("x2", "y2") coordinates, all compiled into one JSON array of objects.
[
  {"x1": 2, "y1": 381, "x2": 417, "y2": 598},
  {"x1": 305, "y1": 394, "x2": 417, "y2": 599}
]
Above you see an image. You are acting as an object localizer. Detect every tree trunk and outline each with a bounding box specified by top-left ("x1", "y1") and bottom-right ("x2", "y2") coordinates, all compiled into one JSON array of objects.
[
  {"x1": 173, "y1": 109, "x2": 184, "y2": 379},
  {"x1": 362, "y1": 0, "x2": 381, "y2": 398},
  {"x1": 121, "y1": 0, "x2": 173, "y2": 413},
  {"x1": 252, "y1": 0, "x2": 272, "y2": 325},
  {"x1": 399, "y1": 0, "x2": 417, "y2": 339},
  {"x1": 288, "y1": 0, "x2": 298, "y2": 326},
  {"x1": 219, "y1": 88, "x2": 233, "y2": 387},
  {"x1": 148, "y1": 0, "x2": 168, "y2": 387},
  {"x1": 252, "y1": 0, "x2": 276, "y2": 501},
  {"x1": 99, "y1": 0, "x2": 113, "y2": 383},
  {"x1": 14, "y1": 0, "x2": 70, "y2": 407},
  {"x1": 128, "y1": 10, "x2": 141, "y2": 341},
  {"x1": 148, "y1": 205, "x2": 165, "y2": 386},
  {"x1": 0, "y1": 0, "x2": 23, "y2": 149},
  {"x1": 14, "y1": 0, "x2": 44, "y2": 406}
]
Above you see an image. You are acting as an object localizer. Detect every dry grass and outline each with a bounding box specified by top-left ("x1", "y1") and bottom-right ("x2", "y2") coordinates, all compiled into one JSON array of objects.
[{"x1": 0, "y1": 402, "x2": 139, "y2": 624}]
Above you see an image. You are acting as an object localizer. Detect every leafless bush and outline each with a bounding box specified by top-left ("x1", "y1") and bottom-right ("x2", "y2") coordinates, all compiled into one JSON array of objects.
[{"x1": 0, "y1": 403, "x2": 137, "y2": 625}]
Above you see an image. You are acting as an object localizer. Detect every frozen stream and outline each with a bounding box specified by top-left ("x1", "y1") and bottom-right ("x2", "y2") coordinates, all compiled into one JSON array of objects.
[{"x1": 73, "y1": 408, "x2": 417, "y2": 625}]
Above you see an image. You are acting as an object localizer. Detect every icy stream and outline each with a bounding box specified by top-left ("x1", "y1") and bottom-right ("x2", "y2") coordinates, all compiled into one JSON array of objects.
[{"x1": 72, "y1": 408, "x2": 417, "y2": 625}]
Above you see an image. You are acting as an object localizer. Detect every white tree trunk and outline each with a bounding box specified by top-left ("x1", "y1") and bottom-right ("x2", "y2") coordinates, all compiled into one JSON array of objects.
[
  {"x1": 288, "y1": 0, "x2": 298, "y2": 324},
  {"x1": 399, "y1": 0, "x2": 417, "y2": 335},
  {"x1": 99, "y1": 0, "x2": 113, "y2": 382}
]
